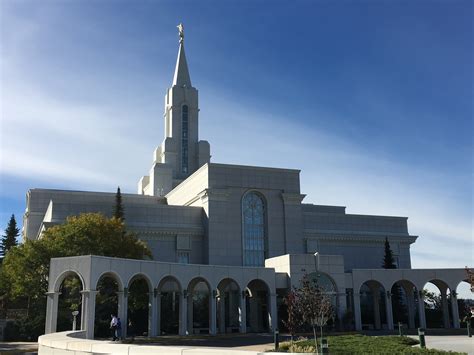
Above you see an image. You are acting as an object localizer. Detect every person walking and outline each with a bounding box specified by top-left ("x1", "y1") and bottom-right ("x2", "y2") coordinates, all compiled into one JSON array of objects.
[
  {"x1": 116, "y1": 317, "x2": 122, "y2": 341},
  {"x1": 110, "y1": 314, "x2": 118, "y2": 341}
]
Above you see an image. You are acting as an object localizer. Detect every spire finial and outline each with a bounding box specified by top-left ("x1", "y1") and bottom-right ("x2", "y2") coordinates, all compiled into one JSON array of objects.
[{"x1": 177, "y1": 23, "x2": 184, "y2": 43}]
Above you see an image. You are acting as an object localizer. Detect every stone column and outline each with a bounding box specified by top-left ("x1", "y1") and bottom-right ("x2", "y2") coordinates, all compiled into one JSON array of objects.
[
  {"x1": 117, "y1": 289, "x2": 128, "y2": 338},
  {"x1": 385, "y1": 291, "x2": 394, "y2": 330},
  {"x1": 337, "y1": 292, "x2": 347, "y2": 331},
  {"x1": 45, "y1": 291, "x2": 60, "y2": 334},
  {"x1": 209, "y1": 290, "x2": 217, "y2": 335},
  {"x1": 81, "y1": 290, "x2": 97, "y2": 339},
  {"x1": 372, "y1": 289, "x2": 381, "y2": 329},
  {"x1": 152, "y1": 290, "x2": 161, "y2": 336},
  {"x1": 148, "y1": 291, "x2": 155, "y2": 336},
  {"x1": 406, "y1": 289, "x2": 416, "y2": 329},
  {"x1": 417, "y1": 290, "x2": 427, "y2": 329},
  {"x1": 269, "y1": 293, "x2": 278, "y2": 332},
  {"x1": 450, "y1": 292, "x2": 460, "y2": 329},
  {"x1": 179, "y1": 290, "x2": 188, "y2": 336},
  {"x1": 353, "y1": 292, "x2": 362, "y2": 331},
  {"x1": 239, "y1": 292, "x2": 247, "y2": 333},
  {"x1": 81, "y1": 292, "x2": 86, "y2": 330},
  {"x1": 218, "y1": 296, "x2": 226, "y2": 333},
  {"x1": 440, "y1": 289, "x2": 450, "y2": 329}
]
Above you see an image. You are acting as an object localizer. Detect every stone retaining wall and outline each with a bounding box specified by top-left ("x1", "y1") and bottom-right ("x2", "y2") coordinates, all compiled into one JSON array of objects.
[{"x1": 38, "y1": 331, "x2": 291, "y2": 355}]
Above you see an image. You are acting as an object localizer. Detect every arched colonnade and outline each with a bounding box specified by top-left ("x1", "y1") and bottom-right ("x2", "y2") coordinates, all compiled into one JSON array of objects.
[
  {"x1": 45, "y1": 255, "x2": 278, "y2": 339},
  {"x1": 352, "y1": 268, "x2": 469, "y2": 331}
]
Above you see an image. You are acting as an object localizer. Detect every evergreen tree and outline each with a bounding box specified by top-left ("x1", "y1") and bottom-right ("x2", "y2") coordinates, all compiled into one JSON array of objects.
[
  {"x1": 382, "y1": 237, "x2": 406, "y2": 325},
  {"x1": 112, "y1": 186, "x2": 125, "y2": 221},
  {"x1": 1, "y1": 214, "x2": 19, "y2": 257},
  {"x1": 382, "y1": 237, "x2": 397, "y2": 269}
]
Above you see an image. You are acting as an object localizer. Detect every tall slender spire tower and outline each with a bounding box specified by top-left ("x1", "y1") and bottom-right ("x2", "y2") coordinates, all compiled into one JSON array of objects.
[{"x1": 138, "y1": 24, "x2": 211, "y2": 196}]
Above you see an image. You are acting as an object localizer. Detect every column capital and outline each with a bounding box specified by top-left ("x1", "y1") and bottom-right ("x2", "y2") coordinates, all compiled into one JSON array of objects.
[
  {"x1": 117, "y1": 289, "x2": 128, "y2": 297},
  {"x1": 45, "y1": 291, "x2": 61, "y2": 296},
  {"x1": 80, "y1": 289, "x2": 98, "y2": 295}
]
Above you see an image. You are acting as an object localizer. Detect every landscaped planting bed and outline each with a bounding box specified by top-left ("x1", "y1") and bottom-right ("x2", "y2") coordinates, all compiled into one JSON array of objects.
[{"x1": 277, "y1": 335, "x2": 466, "y2": 354}]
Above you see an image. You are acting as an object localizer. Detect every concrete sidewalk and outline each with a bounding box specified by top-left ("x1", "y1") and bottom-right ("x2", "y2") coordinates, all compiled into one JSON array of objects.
[
  {"x1": 410, "y1": 335, "x2": 474, "y2": 354},
  {"x1": 0, "y1": 341, "x2": 38, "y2": 354}
]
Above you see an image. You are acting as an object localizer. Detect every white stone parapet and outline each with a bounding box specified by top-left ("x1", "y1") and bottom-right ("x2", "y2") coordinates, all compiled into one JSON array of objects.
[{"x1": 38, "y1": 330, "x2": 294, "y2": 355}]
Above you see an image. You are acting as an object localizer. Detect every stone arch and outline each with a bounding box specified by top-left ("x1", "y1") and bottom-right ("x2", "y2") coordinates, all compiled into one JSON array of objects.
[
  {"x1": 390, "y1": 279, "x2": 419, "y2": 329},
  {"x1": 126, "y1": 273, "x2": 153, "y2": 291},
  {"x1": 158, "y1": 276, "x2": 182, "y2": 335},
  {"x1": 423, "y1": 279, "x2": 453, "y2": 329},
  {"x1": 455, "y1": 280, "x2": 474, "y2": 328},
  {"x1": 158, "y1": 275, "x2": 183, "y2": 292},
  {"x1": 187, "y1": 277, "x2": 213, "y2": 334},
  {"x1": 54, "y1": 270, "x2": 85, "y2": 332},
  {"x1": 308, "y1": 271, "x2": 338, "y2": 297},
  {"x1": 127, "y1": 273, "x2": 153, "y2": 337},
  {"x1": 359, "y1": 280, "x2": 387, "y2": 330},
  {"x1": 95, "y1": 271, "x2": 124, "y2": 292},
  {"x1": 246, "y1": 279, "x2": 270, "y2": 333},
  {"x1": 216, "y1": 278, "x2": 241, "y2": 333},
  {"x1": 94, "y1": 272, "x2": 122, "y2": 338},
  {"x1": 53, "y1": 270, "x2": 86, "y2": 293},
  {"x1": 307, "y1": 271, "x2": 341, "y2": 329}
]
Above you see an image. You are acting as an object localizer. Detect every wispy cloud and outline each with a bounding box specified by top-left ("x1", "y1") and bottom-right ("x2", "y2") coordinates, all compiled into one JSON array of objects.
[{"x1": 0, "y1": 1, "x2": 471, "y2": 273}]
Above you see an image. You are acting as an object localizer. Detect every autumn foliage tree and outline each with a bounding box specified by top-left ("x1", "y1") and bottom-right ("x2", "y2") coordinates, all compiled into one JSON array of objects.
[
  {"x1": 283, "y1": 273, "x2": 334, "y2": 351},
  {"x1": 283, "y1": 288, "x2": 303, "y2": 342}
]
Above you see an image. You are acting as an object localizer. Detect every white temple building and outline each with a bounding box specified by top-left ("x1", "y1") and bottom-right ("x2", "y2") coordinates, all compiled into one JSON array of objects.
[{"x1": 23, "y1": 26, "x2": 468, "y2": 339}]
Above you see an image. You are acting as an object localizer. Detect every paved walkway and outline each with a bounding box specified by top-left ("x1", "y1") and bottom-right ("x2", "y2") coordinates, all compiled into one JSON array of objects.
[
  {"x1": 410, "y1": 335, "x2": 474, "y2": 354},
  {"x1": 0, "y1": 341, "x2": 38, "y2": 354},
  {"x1": 121, "y1": 333, "x2": 280, "y2": 352}
]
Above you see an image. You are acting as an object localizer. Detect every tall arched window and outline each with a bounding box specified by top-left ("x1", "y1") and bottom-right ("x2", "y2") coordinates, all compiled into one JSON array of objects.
[
  {"x1": 181, "y1": 105, "x2": 189, "y2": 174},
  {"x1": 242, "y1": 192, "x2": 266, "y2": 266}
]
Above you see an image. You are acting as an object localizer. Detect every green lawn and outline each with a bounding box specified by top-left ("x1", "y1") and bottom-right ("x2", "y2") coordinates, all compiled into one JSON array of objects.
[{"x1": 277, "y1": 335, "x2": 466, "y2": 354}]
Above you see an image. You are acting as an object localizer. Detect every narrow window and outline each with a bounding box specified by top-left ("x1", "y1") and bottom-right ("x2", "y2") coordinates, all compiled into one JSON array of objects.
[
  {"x1": 181, "y1": 105, "x2": 189, "y2": 174},
  {"x1": 242, "y1": 192, "x2": 266, "y2": 266},
  {"x1": 177, "y1": 251, "x2": 190, "y2": 264}
]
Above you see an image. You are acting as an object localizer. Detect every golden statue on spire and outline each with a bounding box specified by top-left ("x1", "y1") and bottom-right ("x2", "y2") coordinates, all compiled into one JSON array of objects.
[{"x1": 177, "y1": 23, "x2": 184, "y2": 43}]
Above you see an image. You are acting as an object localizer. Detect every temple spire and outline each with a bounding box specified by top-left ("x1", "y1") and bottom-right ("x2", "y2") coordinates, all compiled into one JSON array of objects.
[{"x1": 173, "y1": 23, "x2": 192, "y2": 87}]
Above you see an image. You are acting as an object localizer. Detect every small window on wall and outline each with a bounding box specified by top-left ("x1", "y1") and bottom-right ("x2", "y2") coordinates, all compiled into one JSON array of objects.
[
  {"x1": 177, "y1": 252, "x2": 190, "y2": 264},
  {"x1": 181, "y1": 105, "x2": 189, "y2": 174},
  {"x1": 394, "y1": 256, "x2": 400, "y2": 268}
]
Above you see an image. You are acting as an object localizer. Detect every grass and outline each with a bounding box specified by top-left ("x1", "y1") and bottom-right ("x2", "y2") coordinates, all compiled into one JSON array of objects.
[{"x1": 276, "y1": 335, "x2": 467, "y2": 354}]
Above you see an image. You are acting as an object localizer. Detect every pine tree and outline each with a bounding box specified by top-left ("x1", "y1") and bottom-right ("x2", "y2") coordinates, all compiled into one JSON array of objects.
[
  {"x1": 1, "y1": 214, "x2": 19, "y2": 257},
  {"x1": 382, "y1": 237, "x2": 405, "y2": 324},
  {"x1": 383, "y1": 237, "x2": 397, "y2": 269},
  {"x1": 112, "y1": 187, "x2": 125, "y2": 221}
]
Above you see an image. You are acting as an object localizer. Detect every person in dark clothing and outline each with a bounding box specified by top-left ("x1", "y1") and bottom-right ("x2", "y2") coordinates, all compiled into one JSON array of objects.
[{"x1": 128, "y1": 319, "x2": 135, "y2": 342}]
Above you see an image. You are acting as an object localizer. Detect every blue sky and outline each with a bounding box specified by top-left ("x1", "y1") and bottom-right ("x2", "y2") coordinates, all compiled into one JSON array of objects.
[{"x1": 0, "y1": 1, "x2": 472, "y2": 283}]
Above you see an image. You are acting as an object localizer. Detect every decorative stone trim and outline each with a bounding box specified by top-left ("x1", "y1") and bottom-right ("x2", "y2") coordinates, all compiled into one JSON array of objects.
[
  {"x1": 304, "y1": 233, "x2": 418, "y2": 244},
  {"x1": 281, "y1": 192, "x2": 306, "y2": 205}
]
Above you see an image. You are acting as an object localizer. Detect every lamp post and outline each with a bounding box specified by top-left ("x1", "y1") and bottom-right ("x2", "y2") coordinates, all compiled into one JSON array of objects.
[{"x1": 72, "y1": 310, "x2": 79, "y2": 331}]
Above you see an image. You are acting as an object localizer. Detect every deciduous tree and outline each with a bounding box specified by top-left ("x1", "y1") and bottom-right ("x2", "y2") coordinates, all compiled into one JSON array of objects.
[{"x1": 0, "y1": 213, "x2": 151, "y2": 340}]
